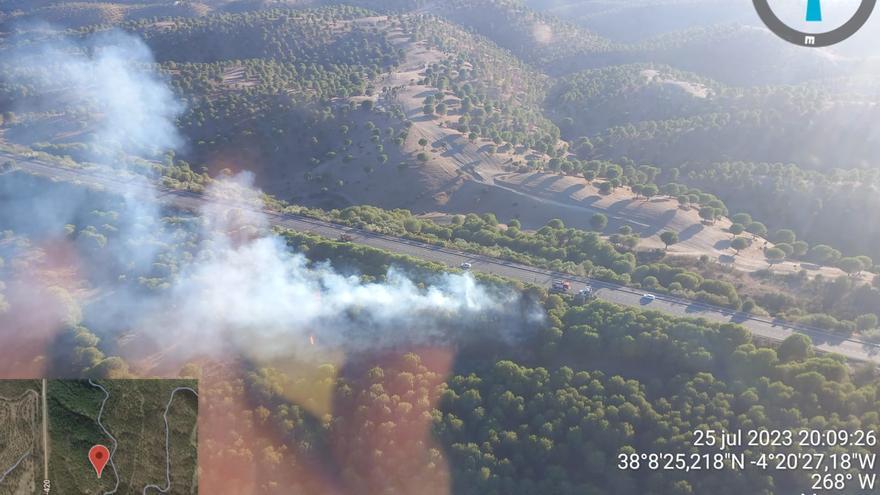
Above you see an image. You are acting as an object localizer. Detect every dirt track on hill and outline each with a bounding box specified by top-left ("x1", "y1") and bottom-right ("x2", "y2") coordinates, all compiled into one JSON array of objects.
[{"x1": 354, "y1": 16, "x2": 861, "y2": 282}]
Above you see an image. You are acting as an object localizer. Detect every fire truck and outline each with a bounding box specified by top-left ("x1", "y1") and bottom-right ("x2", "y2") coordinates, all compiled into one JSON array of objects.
[{"x1": 549, "y1": 280, "x2": 571, "y2": 294}]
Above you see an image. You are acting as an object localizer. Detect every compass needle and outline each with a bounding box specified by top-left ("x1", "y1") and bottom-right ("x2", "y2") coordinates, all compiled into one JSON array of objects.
[
  {"x1": 754, "y1": 0, "x2": 875, "y2": 46},
  {"x1": 807, "y1": 0, "x2": 823, "y2": 22}
]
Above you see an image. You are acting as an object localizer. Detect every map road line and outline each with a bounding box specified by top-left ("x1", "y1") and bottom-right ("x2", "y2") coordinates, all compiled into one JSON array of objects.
[
  {"x1": 42, "y1": 378, "x2": 48, "y2": 482},
  {"x1": 89, "y1": 380, "x2": 120, "y2": 495},
  {"x1": 0, "y1": 450, "x2": 32, "y2": 485},
  {"x1": 142, "y1": 387, "x2": 199, "y2": 495}
]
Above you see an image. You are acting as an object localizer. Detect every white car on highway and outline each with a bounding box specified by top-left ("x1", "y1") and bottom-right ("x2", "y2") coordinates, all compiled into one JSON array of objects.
[
  {"x1": 459, "y1": 262, "x2": 472, "y2": 270},
  {"x1": 642, "y1": 293, "x2": 656, "y2": 301}
]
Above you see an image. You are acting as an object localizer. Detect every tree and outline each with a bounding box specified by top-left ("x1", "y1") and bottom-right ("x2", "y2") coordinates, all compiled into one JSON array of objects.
[
  {"x1": 778, "y1": 334, "x2": 813, "y2": 362},
  {"x1": 731, "y1": 237, "x2": 750, "y2": 254},
  {"x1": 810, "y1": 244, "x2": 841, "y2": 266},
  {"x1": 631, "y1": 184, "x2": 643, "y2": 198},
  {"x1": 729, "y1": 223, "x2": 745, "y2": 235},
  {"x1": 403, "y1": 218, "x2": 422, "y2": 234},
  {"x1": 699, "y1": 207, "x2": 716, "y2": 223},
  {"x1": 776, "y1": 243, "x2": 794, "y2": 257},
  {"x1": 746, "y1": 221, "x2": 768, "y2": 236},
  {"x1": 765, "y1": 247, "x2": 785, "y2": 266},
  {"x1": 598, "y1": 182, "x2": 613, "y2": 194},
  {"x1": 612, "y1": 258, "x2": 635, "y2": 274},
  {"x1": 590, "y1": 213, "x2": 608, "y2": 232},
  {"x1": 641, "y1": 184, "x2": 658, "y2": 200},
  {"x1": 418, "y1": 138, "x2": 428, "y2": 148},
  {"x1": 605, "y1": 164, "x2": 622, "y2": 179},
  {"x1": 838, "y1": 257, "x2": 863, "y2": 276},
  {"x1": 360, "y1": 100, "x2": 374, "y2": 111},
  {"x1": 857, "y1": 256, "x2": 874, "y2": 272},
  {"x1": 732, "y1": 213, "x2": 752, "y2": 225},
  {"x1": 773, "y1": 229, "x2": 796, "y2": 244},
  {"x1": 539, "y1": 219, "x2": 562, "y2": 231},
  {"x1": 660, "y1": 231, "x2": 678, "y2": 250},
  {"x1": 856, "y1": 314, "x2": 878, "y2": 331}
]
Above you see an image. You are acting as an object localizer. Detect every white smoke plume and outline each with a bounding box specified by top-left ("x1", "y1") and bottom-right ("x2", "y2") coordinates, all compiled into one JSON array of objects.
[
  {"x1": 0, "y1": 30, "x2": 534, "y2": 372},
  {"x1": 0, "y1": 28, "x2": 179, "y2": 272},
  {"x1": 138, "y1": 172, "x2": 523, "y2": 363},
  {"x1": 2, "y1": 28, "x2": 183, "y2": 156}
]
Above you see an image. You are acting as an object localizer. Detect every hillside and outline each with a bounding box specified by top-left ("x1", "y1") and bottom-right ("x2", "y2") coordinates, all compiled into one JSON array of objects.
[
  {"x1": 546, "y1": 63, "x2": 718, "y2": 134},
  {"x1": 2, "y1": 3, "x2": 877, "y2": 270}
]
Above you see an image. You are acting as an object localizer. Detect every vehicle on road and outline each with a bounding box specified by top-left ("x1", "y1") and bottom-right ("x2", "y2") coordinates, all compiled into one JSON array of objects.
[
  {"x1": 575, "y1": 286, "x2": 595, "y2": 303},
  {"x1": 550, "y1": 280, "x2": 571, "y2": 294},
  {"x1": 338, "y1": 233, "x2": 354, "y2": 242},
  {"x1": 459, "y1": 262, "x2": 472, "y2": 270},
  {"x1": 642, "y1": 293, "x2": 656, "y2": 301}
]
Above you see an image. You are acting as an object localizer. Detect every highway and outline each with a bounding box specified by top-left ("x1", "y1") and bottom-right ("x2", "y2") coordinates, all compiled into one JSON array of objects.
[{"x1": 3, "y1": 151, "x2": 880, "y2": 363}]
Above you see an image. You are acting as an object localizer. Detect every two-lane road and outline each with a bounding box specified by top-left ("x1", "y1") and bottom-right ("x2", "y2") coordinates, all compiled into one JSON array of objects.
[{"x1": 3, "y1": 151, "x2": 879, "y2": 363}]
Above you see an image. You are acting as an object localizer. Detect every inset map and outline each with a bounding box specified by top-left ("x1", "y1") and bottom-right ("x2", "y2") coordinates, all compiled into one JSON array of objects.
[{"x1": 0, "y1": 379, "x2": 197, "y2": 494}]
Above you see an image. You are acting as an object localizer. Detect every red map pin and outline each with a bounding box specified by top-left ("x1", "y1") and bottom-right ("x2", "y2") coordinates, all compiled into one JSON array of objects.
[{"x1": 88, "y1": 445, "x2": 110, "y2": 478}]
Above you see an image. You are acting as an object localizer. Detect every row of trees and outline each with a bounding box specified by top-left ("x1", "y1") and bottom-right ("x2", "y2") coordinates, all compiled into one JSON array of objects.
[
  {"x1": 327, "y1": 206, "x2": 750, "y2": 309},
  {"x1": 313, "y1": 203, "x2": 880, "y2": 332}
]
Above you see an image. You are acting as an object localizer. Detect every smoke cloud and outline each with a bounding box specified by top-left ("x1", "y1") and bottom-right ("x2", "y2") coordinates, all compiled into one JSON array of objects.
[
  {"x1": 0, "y1": 30, "x2": 534, "y2": 372},
  {"x1": 2, "y1": 28, "x2": 184, "y2": 157},
  {"x1": 0, "y1": 28, "x2": 182, "y2": 277},
  {"x1": 140, "y1": 173, "x2": 523, "y2": 363}
]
